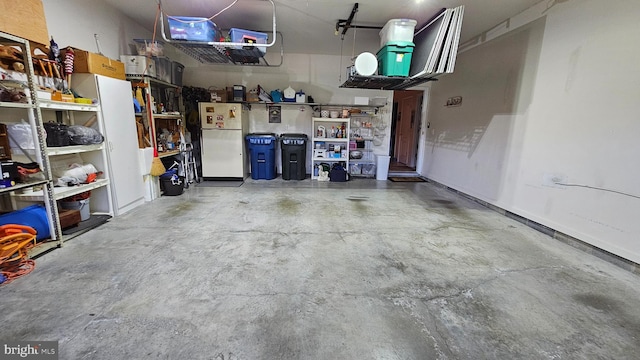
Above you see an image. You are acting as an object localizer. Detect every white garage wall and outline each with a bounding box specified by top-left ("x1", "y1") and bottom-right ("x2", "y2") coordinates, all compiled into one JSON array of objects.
[
  {"x1": 183, "y1": 54, "x2": 392, "y2": 132},
  {"x1": 183, "y1": 54, "x2": 394, "y2": 173},
  {"x1": 42, "y1": 0, "x2": 148, "y2": 59},
  {"x1": 41, "y1": 0, "x2": 191, "y2": 68},
  {"x1": 40, "y1": 0, "x2": 393, "y2": 174},
  {"x1": 424, "y1": 0, "x2": 640, "y2": 263}
]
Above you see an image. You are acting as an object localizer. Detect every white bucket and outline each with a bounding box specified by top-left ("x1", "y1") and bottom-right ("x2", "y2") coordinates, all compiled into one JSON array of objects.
[
  {"x1": 61, "y1": 199, "x2": 90, "y2": 221},
  {"x1": 376, "y1": 155, "x2": 391, "y2": 180}
]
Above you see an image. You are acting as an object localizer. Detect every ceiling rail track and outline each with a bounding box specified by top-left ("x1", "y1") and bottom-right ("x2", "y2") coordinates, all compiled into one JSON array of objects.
[{"x1": 335, "y1": 3, "x2": 382, "y2": 39}]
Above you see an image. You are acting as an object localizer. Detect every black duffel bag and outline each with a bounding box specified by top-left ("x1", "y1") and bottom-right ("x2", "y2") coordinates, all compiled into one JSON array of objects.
[
  {"x1": 43, "y1": 122, "x2": 70, "y2": 147},
  {"x1": 329, "y1": 163, "x2": 349, "y2": 182}
]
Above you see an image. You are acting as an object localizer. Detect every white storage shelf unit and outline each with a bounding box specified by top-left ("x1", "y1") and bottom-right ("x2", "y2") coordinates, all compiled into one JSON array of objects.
[
  {"x1": 10, "y1": 101, "x2": 114, "y2": 218},
  {"x1": 0, "y1": 31, "x2": 62, "y2": 255},
  {"x1": 311, "y1": 117, "x2": 350, "y2": 180},
  {"x1": 349, "y1": 113, "x2": 384, "y2": 178}
]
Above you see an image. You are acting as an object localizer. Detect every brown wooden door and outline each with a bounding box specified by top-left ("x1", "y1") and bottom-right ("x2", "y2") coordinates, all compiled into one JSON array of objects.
[{"x1": 393, "y1": 90, "x2": 422, "y2": 167}]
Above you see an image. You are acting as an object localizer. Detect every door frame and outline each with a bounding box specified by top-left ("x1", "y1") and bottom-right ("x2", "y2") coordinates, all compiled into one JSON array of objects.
[
  {"x1": 391, "y1": 89, "x2": 425, "y2": 169},
  {"x1": 415, "y1": 87, "x2": 429, "y2": 175}
]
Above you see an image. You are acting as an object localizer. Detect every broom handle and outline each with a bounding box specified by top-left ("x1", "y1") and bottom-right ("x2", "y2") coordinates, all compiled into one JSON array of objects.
[
  {"x1": 145, "y1": 88, "x2": 158, "y2": 157},
  {"x1": 83, "y1": 114, "x2": 98, "y2": 127}
]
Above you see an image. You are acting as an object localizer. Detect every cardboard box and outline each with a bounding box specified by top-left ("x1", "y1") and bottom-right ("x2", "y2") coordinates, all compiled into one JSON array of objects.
[
  {"x1": 209, "y1": 89, "x2": 227, "y2": 103},
  {"x1": 226, "y1": 87, "x2": 234, "y2": 102},
  {"x1": 74, "y1": 49, "x2": 125, "y2": 80},
  {"x1": 0, "y1": 0, "x2": 49, "y2": 45},
  {"x1": 246, "y1": 89, "x2": 260, "y2": 103},
  {"x1": 51, "y1": 91, "x2": 74, "y2": 103},
  {"x1": 0, "y1": 124, "x2": 10, "y2": 160},
  {"x1": 58, "y1": 209, "x2": 81, "y2": 230}
]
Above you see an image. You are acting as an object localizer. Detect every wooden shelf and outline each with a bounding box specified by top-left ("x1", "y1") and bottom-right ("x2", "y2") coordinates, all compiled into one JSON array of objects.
[
  {"x1": 153, "y1": 113, "x2": 182, "y2": 119},
  {"x1": 127, "y1": 75, "x2": 184, "y2": 162},
  {"x1": 126, "y1": 75, "x2": 178, "y2": 88},
  {"x1": 136, "y1": 112, "x2": 182, "y2": 119},
  {"x1": 158, "y1": 150, "x2": 180, "y2": 158}
]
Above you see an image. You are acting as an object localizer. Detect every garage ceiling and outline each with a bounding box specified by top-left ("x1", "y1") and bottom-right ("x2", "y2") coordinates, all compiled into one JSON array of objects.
[{"x1": 102, "y1": 0, "x2": 543, "y2": 56}]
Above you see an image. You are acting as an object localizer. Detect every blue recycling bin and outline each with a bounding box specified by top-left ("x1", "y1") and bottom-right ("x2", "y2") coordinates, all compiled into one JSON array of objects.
[{"x1": 245, "y1": 133, "x2": 277, "y2": 180}]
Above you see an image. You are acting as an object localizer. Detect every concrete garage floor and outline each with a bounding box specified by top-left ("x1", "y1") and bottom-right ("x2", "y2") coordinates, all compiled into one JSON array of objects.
[{"x1": 1, "y1": 179, "x2": 640, "y2": 359}]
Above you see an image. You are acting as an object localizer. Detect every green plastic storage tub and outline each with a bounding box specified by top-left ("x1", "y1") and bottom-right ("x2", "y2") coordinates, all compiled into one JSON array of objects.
[{"x1": 376, "y1": 41, "x2": 415, "y2": 77}]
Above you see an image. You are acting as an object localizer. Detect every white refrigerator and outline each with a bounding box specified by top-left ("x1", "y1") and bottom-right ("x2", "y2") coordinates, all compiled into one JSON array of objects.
[{"x1": 199, "y1": 103, "x2": 248, "y2": 179}]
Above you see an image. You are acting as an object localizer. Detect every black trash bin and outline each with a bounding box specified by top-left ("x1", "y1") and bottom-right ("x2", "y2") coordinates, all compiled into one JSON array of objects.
[
  {"x1": 159, "y1": 170, "x2": 184, "y2": 196},
  {"x1": 245, "y1": 133, "x2": 277, "y2": 180},
  {"x1": 280, "y1": 133, "x2": 308, "y2": 180}
]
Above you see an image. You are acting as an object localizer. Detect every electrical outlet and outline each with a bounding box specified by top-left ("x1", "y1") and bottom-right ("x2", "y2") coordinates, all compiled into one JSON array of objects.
[{"x1": 542, "y1": 173, "x2": 566, "y2": 188}]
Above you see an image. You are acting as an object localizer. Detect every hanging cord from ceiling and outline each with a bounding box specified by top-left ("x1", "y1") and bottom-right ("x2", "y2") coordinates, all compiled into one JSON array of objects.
[
  {"x1": 130, "y1": 3, "x2": 162, "y2": 78},
  {"x1": 351, "y1": 6, "x2": 358, "y2": 60},
  {"x1": 142, "y1": 3, "x2": 161, "y2": 76},
  {"x1": 338, "y1": 3, "x2": 359, "y2": 83},
  {"x1": 152, "y1": 3, "x2": 160, "y2": 46},
  {"x1": 336, "y1": 2, "x2": 383, "y2": 82},
  {"x1": 163, "y1": 0, "x2": 238, "y2": 24},
  {"x1": 339, "y1": 38, "x2": 344, "y2": 83}
]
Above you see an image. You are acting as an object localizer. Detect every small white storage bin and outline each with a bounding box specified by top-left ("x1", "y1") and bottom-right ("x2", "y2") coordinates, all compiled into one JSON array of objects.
[
  {"x1": 120, "y1": 55, "x2": 156, "y2": 77},
  {"x1": 379, "y1": 19, "x2": 417, "y2": 48},
  {"x1": 375, "y1": 155, "x2": 390, "y2": 180}
]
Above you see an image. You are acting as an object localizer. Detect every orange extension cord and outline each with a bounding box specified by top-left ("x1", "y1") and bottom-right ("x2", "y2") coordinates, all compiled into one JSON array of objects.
[
  {"x1": 0, "y1": 225, "x2": 37, "y2": 285},
  {"x1": 1, "y1": 259, "x2": 35, "y2": 285}
]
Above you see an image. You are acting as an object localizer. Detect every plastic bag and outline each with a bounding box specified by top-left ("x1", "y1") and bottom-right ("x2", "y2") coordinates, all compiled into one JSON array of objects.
[
  {"x1": 54, "y1": 163, "x2": 99, "y2": 187},
  {"x1": 67, "y1": 125, "x2": 104, "y2": 145},
  {"x1": 7, "y1": 121, "x2": 35, "y2": 150}
]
